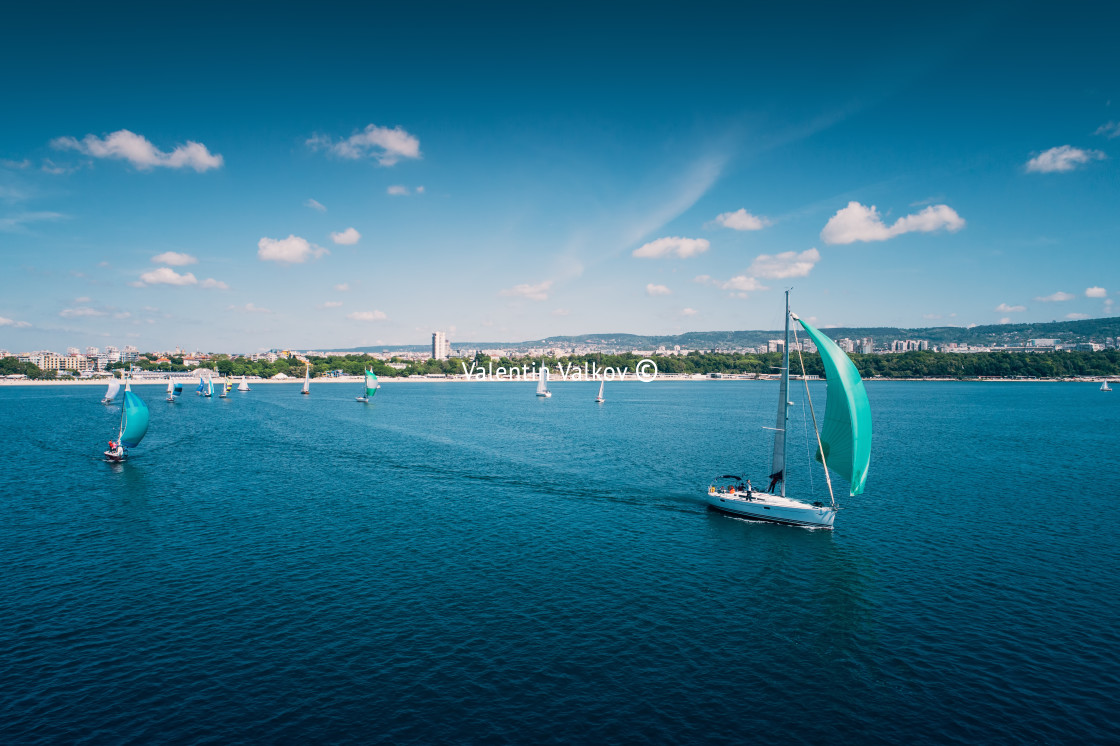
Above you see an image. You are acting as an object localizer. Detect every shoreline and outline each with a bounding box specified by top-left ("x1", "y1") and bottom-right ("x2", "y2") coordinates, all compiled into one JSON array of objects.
[{"x1": 0, "y1": 375, "x2": 1114, "y2": 387}]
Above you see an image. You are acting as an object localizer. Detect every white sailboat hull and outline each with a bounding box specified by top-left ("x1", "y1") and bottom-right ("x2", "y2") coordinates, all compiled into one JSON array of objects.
[
  {"x1": 536, "y1": 391, "x2": 551, "y2": 397},
  {"x1": 705, "y1": 491, "x2": 836, "y2": 528}
]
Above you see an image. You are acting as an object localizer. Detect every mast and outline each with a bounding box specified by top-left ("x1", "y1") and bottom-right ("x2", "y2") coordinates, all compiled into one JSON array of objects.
[{"x1": 770, "y1": 289, "x2": 790, "y2": 497}]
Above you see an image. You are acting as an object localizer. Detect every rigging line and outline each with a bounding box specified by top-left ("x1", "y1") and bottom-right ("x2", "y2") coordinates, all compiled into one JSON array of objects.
[
  {"x1": 798, "y1": 372, "x2": 816, "y2": 496},
  {"x1": 792, "y1": 324, "x2": 836, "y2": 509}
]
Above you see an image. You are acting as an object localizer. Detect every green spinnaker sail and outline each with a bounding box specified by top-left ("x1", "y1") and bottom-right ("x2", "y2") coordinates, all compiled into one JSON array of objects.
[
  {"x1": 365, "y1": 370, "x2": 379, "y2": 398},
  {"x1": 796, "y1": 318, "x2": 872, "y2": 495},
  {"x1": 120, "y1": 391, "x2": 150, "y2": 448}
]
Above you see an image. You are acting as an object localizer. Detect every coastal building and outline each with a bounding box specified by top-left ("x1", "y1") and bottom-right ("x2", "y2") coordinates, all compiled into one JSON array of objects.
[{"x1": 432, "y1": 331, "x2": 450, "y2": 360}]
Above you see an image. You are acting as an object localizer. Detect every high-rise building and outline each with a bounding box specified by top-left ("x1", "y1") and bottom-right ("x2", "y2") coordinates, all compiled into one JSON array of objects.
[{"x1": 432, "y1": 331, "x2": 450, "y2": 359}]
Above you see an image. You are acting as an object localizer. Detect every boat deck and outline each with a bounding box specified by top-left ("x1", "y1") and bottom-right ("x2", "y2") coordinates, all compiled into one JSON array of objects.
[{"x1": 710, "y1": 491, "x2": 824, "y2": 510}]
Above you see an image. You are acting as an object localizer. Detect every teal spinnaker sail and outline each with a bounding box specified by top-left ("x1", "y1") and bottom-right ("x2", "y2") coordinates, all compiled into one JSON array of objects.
[
  {"x1": 365, "y1": 370, "x2": 379, "y2": 398},
  {"x1": 796, "y1": 318, "x2": 872, "y2": 495},
  {"x1": 120, "y1": 391, "x2": 150, "y2": 448}
]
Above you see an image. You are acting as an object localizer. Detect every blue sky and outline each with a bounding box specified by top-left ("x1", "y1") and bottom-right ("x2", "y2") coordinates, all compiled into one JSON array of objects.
[{"x1": 2, "y1": 1, "x2": 1118, "y2": 351}]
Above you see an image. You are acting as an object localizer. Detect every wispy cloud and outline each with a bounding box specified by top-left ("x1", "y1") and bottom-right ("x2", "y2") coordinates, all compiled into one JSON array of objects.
[
  {"x1": 646, "y1": 283, "x2": 672, "y2": 296},
  {"x1": 994, "y1": 303, "x2": 1026, "y2": 312},
  {"x1": 139, "y1": 267, "x2": 198, "y2": 286},
  {"x1": 0, "y1": 316, "x2": 31, "y2": 327},
  {"x1": 711, "y1": 208, "x2": 769, "y2": 231},
  {"x1": 152, "y1": 251, "x2": 197, "y2": 266},
  {"x1": 500, "y1": 280, "x2": 553, "y2": 301},
  {"x1": 821, "y1": 202, "x2": 965, "y2": 244},
  {"x1": 387, "y1": 185, "x2": 424, "y2": 196},
  {"x1": 348, "y1": 310, "x2": 388, "y2": 321},
  {"x1": 1085, "y1": 286, "x2": 1107, "y2": 298},
  {"x1": 1025, "y1": 145, "x2": 1106, "y2": 173},
  {"x1": 1065, "y1": 312, "x2": 1090, "y2": 320},
  {"x1": 681, "y1": 307, "x2": 698, "y2": 316},
  {"x1": 697, "y1": 274, "x2": 768, "y2": 297},
  {"x1": 551, "y1": 308, "x2": 570, "y2": 316},
  {"x1": 748, "y1": 248, "x2": 820, "y2": 279},
  {"x1": 304, "y1": 198, "x2": 327, "y2": 212},
  {"x1": 334, "y1": 283, "x2": 350, "y2": 292},
  {"x1": 330, "y1": 227, "x2": 361, "y2": 245},
  {"x1": 51, "y1": 129, "x2": 223, "y2": 171},
  {"x1": 257, "y1": 235, "x2": 328, "y2": 264},
  {"x1": 59, "y1": 306, "x2": 107, "y2": 318},
  {"x1": 0, "y1": 211, "x2": 67, "y2": 233},
  {"x1": 200, "y1": 278, "x2": 229, "y2": 290},
  {"x1": 633, "y1": 236, "x2": 710, "y2": 259},
  {"x1": 319, "y1": 300, "x2": 343, "y2": 309},
  {"x1": 1035, "y1": 291, "x2": 1074, "y2": 302},
  {"x1": 307, "y1": 124, "x2": 421, "y2": 166},
  {"x1": 1095, "y1": 122, "x2": 1120, "y2": 139},
  {"x1": 228, "y1": 303, "x2": 271, "y2": 314}
]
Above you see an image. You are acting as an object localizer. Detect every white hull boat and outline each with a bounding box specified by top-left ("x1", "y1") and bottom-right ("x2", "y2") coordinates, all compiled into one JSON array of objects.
[{"x1": 706, "y1": 490, "x2": 836, "y2": 528}]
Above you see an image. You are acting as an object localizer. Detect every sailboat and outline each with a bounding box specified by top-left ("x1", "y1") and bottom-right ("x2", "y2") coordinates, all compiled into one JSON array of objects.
[
  {"x1": 1102, "y1": 381, "x2": 1112, "y2": 392},
  {"x1": 219, "y1": 375, "x2": 232, "y2": 398},
  {"x1": 356, "y1": 369, "x2": 380, "y2": 402},
  {"x1": 238, "y1": 376, "x2": 250, "y2": 392},
  {"x1": 536, "y1": 364, "x2": 552, "y2": 398},
  {"x1": 101, "y1": 377, "x2": 121, "y2": 405},
  {"x1": 205, "y1": 372, "x2": 214, "y2": 398},
  {"x1": 104, "y1": 379, "x2": 150, "y2": 462},
  {"x1": 196, "y1": 376, "x2": 205, "y2": 396},
  {"x1": 595, "y1": 377, "x2": 605, "y2": 403},
  {"x1": 169, "y1": 380, "x2": 183, "y2": 402},
  {"x1": 706, "y1": 290, "x2": 871, "y2": 529},
  {"x1": 301, "y1": 362, "x2": 310, "y2": 395}
]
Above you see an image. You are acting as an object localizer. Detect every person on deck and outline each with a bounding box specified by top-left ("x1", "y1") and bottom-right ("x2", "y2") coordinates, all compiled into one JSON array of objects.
[{"x1": 767, "y1": 471, "x2": 781, "y2": 493}]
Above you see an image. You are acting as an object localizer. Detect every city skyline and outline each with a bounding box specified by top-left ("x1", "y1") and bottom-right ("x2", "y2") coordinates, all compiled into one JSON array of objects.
[{"x1": 2, "y1": 2, "x2": 1118, "y2": 352}]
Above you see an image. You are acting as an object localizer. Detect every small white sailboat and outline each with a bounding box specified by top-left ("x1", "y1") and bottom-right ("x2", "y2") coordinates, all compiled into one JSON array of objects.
[
  {"x1": 238, "y1": 376, "x2": 250, "y2": 392},
  {"x1": 104, "y1": 378, "x2": 149, "y2": 463},
  {"x1": 705, "y1": 290, "x2": 872, "y2": 529},
  {"x1": 1102, "y1": 381, "x2": 1112, "y2": 392},
  {"x1": 595, "y1": 378, "x2": 605, "y2": 403},
  {"x1": 219, "y1": 375, "x2": 232, "y2": 398},
  {"x1": 356, "y1": 369, "x2": 380, "y2": 402},
  {"x1": 101, "y1": 377, "x2": 121, "y2": 405},
  {"x1": 167, "y1": 379, "x2": 183, "y2": 402},
  {"x1": 301, "y1": 362, "x2": 311, "y2": 395},
  {"x1": 536, "y1": 364, "x2": 552, "y2": 398},
  {"x1": 205, "y1": 372, "x2": 214, "y2": 398}
]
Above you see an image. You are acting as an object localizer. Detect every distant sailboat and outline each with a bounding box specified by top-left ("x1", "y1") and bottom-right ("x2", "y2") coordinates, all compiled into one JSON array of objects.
[
  {"x1": 238, "y1": 376, "x2": 250, "y2": 392},
  {"x1": 536, "y1": 364, "x2": 552, "y2": 398},
  {"x1": 104, "y1": 379, "x2": 150, "y2": 462},
  {"x1": 101, "y1": 377, "x2": 121, "y2": 405},
  {"x1": 205, "y1": 372, "x2": 214, "y2": 398},
  {"x1": 1103, "y1": 381, "x2": 1113, "y2": 392},
  {"x1": 170, "y1": 380, "x2": 183, "y2": 401},
  {"x1": 706, "y1": 290, "x2": 871, "y2": 529},
  {"x1": 301, "y1": 362, "x2": 310, "y2": 395},
  {"x1": 595, "y1": 378, "x2": 605, "y2": 403},
  {"x1": 219, "y1": 375, "x2": 232, "y2": 398},
  {"x1": 196, "y1": 376, "x2": 205, "y2": 396},
  {"x1": 356, "y1": 369, "x2": 380, "y2": 402}
]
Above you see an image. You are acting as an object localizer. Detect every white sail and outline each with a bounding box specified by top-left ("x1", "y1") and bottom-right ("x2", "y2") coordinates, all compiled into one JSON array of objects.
[
  {"x1": 536, "y1": 365, "x2": 549, "y2": 395},
  {"x1": 302, "y1": 364, "x2": 310, "y2": 393},
  {"x1": 597, "y1": 379, "x2": 605, "y2": 401},
  {"x1": 103, "y1": 379, "x2": 121, "y2": 401},
  {"x1": 238, "y1": 376, "x2": 249, "y2": 391},
  {"x1": 166, "y1": 378, "x2": 174, "y2": 393}
]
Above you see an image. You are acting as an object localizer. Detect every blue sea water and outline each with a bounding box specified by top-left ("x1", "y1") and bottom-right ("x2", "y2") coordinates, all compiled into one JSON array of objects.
[{"x1": 1, "y1": 380, "x2": 1118, "y2": 744}]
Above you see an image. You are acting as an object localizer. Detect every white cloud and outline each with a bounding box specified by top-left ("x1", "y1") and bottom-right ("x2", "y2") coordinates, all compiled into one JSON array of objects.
[
  {"x1": 693, "y1": 274, "x2": 711, "y2": 284},
  {"x1": 646, "y1": 283, "x2": 672, "y2": 296},
  {"x1": 748, "y1": 248, "x2": 820, "y2": 279},
  {"x1": 681, "y1": 307, "x2": 698, "y2": 316},
  {"x1": 552, "y1": 308, "x2": 570, "y2": 316},
  {"x1": 330, "y1": 227, "x2": 361, "y2": 245},
  {"x1": 1065, "y1": 312, "x2": 1090, "y2": 320},
  {"x1": 995, "y1": 303, "x2": 1026, "y2": 312},
  {"x1": 999, "y1": 317, "x2": 1012, "y2": 324},
  {"x1": 305, "y1": 198, "x2": 327, "y2": 212},
  {"x1": 719, "y1": 276, "x2": 768, "y2": 293},
  {"x1": 632, "y1": 236, "x2": 710, "y2": 259},
  {"x1": 228, "y1": 303, "x2": 271, "y2": 314},
  {"x1": 0, "y1": 211, "x2": 67, "y2": 232},
  {"x1": 74, "y1": 296, "x2": 91, "y2": 303},
  {"x1": 257, "y1": 235, "x2": 328, "y2": 264},
  {"x1": 335, "y1": 283, "x2": 350, "y2": 292},
  {"x1": 139, "y1": 267, "x2": 198, "y2": 286},
  {"x1": 51, "y1": 129, "x2": 223, "y2": 171},
  {"x1": 306, "y1": 124, "x2": 421, "y2": 166},
  {"x1": 1025, "y1": 145, "x2": 1106, "y2": 173},
  {"x1": 320, "y1": 301, "x2": 343, "y2": 308},
  {"x1": 1035, "y1": 291, "x2": 1074, "y2": 302},
  {"x1": 387, "y1": 185, "x2": 410, "y2": 196},
  {"x1": 152, "y1": 251, "x2": 197, "y2": 266},
  {"x1": 500, "y1": 280, "x2": 553, "y2": 301},
  {"x1": 712, "y1": 208, "x2": 769, "y2": 231},
  {"x1": 821, "y1": 202, "x2": 965, "y2": 244},
  {"x1": 200, "y1": 278, "x2": 229, "y2": 289},
  {"x1": 348, "y1": 310, "x2": 388, "y2": 321},
  {"x1": 416, "y1": 186, "x2": 425, "y2": 194},
  {"x1": 59, "y1": 306, "x2": 106, "y2": 317},
  {"x1": 0, "y1": 316, "x2": 31, "y2": 327},
  {"x1": 1085, "y1": 286, "x2": 1107, "y2": 298},
  {"x1": 1095, "y1": 122, "x2": 1120, "y2": 139}
]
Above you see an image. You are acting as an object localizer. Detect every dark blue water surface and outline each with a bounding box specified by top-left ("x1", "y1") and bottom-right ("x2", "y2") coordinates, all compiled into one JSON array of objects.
[{"x1": 1, "y1": 380, "x2": 1118, "y2": 744}]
